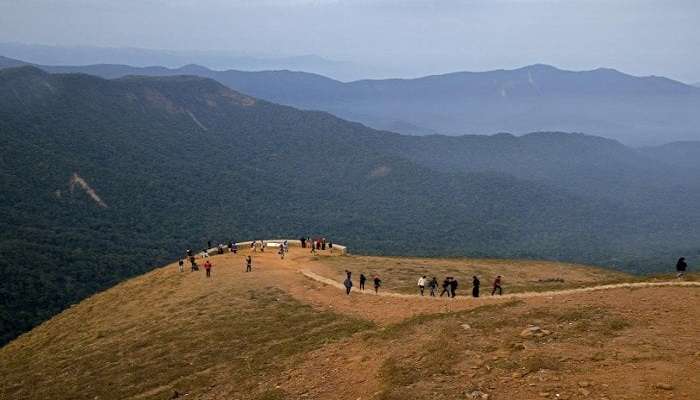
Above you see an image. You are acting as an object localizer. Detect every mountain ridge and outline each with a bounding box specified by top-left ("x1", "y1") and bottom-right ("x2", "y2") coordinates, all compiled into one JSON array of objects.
[{"x1": 2, "y1": 55, "x2": 697, "y2": 145}]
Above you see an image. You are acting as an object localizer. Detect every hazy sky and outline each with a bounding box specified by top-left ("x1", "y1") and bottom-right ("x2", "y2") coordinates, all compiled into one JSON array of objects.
[{"x1": 1, "y1": 0, "x2": 698, "y2": 82}]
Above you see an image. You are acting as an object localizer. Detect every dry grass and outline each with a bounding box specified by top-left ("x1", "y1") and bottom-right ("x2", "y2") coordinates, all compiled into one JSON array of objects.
[
  {"x1": 316, "y1": 255, "x2": 631, "y2": 295},
  {"x1": 0, "y1": 262, "x2": 373, "y2": 400}
]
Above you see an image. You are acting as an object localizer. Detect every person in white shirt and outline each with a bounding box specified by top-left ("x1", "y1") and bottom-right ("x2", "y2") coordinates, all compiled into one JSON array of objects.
[{"x1": 417, "y1": 275, "x2": 426, "y2": 296}]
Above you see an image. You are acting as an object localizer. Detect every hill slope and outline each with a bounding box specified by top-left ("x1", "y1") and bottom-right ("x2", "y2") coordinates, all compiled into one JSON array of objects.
[
  {"x1": 2, "y1": 66, "x2": 648, "y2": 345},
  {"x1": 3, "y1": 57, "x2": 699, "y2": 144},
  {"x1": 1, "y1": 248, "x2": 698, "y2": 399}
]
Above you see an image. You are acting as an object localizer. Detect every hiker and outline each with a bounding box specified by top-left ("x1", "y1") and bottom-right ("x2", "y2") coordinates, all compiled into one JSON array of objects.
[
  {"x1": 300, "y1": 237, "x2": 306, "y2": 248},
  {"x1": 344, "y1": 274, "x2": 353, "y2": 295},
  {"x1": 218, "y1": 244, "x2": 224, "y2": 255},
  {"x1": 440, "y1": 277, "x2": 452, "y2": 297},
  {"x1": 261, "y1": 241, "x2": 267, "y2": 252},
  {"x1": 472, "y1": 276, "x2": 480, "y2": 297},
  {"x1": 373, "y1": 276, "x2": 382, "y2": 293},
  {"x1": 321, "y1": 238, "x2": 326, "y2": 251},
  {"x1": 251, "y1": 240, "x2": 257, "y2": 253},
  {"x1": 178, "y1": 258, "x2": 184, "y2": 273},
  {"x1": 245, "y1": 256, "x2": 252, "y2": 272},
  {"x1": 204, "y1": 260, "x2": 212, "y2": 278},
  {"x1": 417, "y1": 275, "x2": 426, "y2": 296},
  {"x1": 278, "y1": 245, "x2": 285, "y2": 259},
  {"x1": 283, "y1": 240, "x2": 289, "y2": 253},
  {"x1": 328, "y1": 241, "x2": 333, "y2": 249},
  {"x1": 359, "y1": 273, "x2": 367, "y2": 290},
  {"x1": 311, "y1": 244, "x2": 317, "y2": 255},
  {"x1": 189, "y1": 256, "x2": 197, "y2": 271},
  {"x1": 676, "y1": 257, "x2": 688, "y2": 278},
  {"x1": 450, "y1": 278, "x2": 459, "y2": 298},
  {"x1": 492, "y1": 275, "x2": 503, "y2": 295},
  {"x1": 429, "y1": 277, "x2": 438, "y2": 296}
]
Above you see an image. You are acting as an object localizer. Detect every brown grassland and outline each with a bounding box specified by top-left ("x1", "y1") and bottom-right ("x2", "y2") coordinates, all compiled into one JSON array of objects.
[{"x1": 1, "y1": 246, "x2": 698, "y2": 400}]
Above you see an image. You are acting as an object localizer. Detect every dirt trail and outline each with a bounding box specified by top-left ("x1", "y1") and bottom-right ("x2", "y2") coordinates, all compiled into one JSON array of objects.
[{"x1": 301, "y1": 269, "x2": 700, "y2": 301}]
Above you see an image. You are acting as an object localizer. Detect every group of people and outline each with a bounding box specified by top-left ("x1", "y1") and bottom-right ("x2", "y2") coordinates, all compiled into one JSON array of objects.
[
  {"x1": 301, "y1": 237, "x2": 333, "y2": 253},
  {"x1": 344, "y1": 271, "x2": 382, "y2": 294},
  {"x1": 179, "y1": 245, "x2": 254, "y2": 277},
  {"x1": 428, "y1": 275, "x2": 501, "y2": 298}
]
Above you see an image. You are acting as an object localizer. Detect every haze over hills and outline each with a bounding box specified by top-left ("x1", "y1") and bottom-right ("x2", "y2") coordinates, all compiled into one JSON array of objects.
[
  {"x1": 2, "y1": 65, "x2": 700, "y2": 346},
  {"x1": 2, "y1": 55, "x2": 699, "y2": 145},
  {"x1": 0, "y1": 42, "x2": 368, "y2": 81}
]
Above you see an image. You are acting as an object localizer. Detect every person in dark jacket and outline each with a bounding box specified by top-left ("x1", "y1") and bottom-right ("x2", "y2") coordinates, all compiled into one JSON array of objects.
[
  {"x1": 450, "y1": 278, "x2": 458, "y2": 298},
  {"x1": 429, "y1": 277, "x2": 438, "y2": 296},
  {"x1": 472, "y1": 276, "x2": 480, "y2": 298},
  {"x1": 440, "y1": 277, "x2": 452, "y2": 297},
  {"x1": 359, "y1": 273, "x2": 367, "y2": 291},
  {"x1": 676, "y1": 257, "x2": 688, "y2": 278},
  {"x1": 245, "y1": 256, "x2": 252, "y2": 272}
]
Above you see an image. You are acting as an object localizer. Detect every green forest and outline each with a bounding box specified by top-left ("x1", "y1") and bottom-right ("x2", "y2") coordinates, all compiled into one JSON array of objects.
[{"x1": 1, "y1": 66, "x2": 698, "y2": 345}]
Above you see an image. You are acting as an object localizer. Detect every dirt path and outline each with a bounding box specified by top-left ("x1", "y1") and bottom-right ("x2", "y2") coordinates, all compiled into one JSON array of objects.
[{"x1": 301, "y1": 269, "x2": 700, "y2": 301}]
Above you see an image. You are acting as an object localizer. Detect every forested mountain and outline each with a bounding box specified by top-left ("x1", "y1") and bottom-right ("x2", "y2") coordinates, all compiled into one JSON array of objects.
[
  {"x1": 1, "y1": 66, "x2": 699, "y2": 346},
  {"x1": 3, "y1": 56, "x2": 699, "y2": 144}
]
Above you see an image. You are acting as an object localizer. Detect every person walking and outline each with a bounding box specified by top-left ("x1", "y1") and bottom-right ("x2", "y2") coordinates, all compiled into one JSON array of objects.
[
  {"x1": 429, "y1": 277, "x2": 438, "y2": 296},
  {"x1": 676, "y1": 257, "x2": 688, "y2": 278},
  {"x1": 492, "y1": 275, "x2": 503, "y2": 295},
  {"x1": 245, "y1": 256, "x2": 252, "y2": 272},
  {"x1": 344, "y1": 274, "x2": 353, "y2": 295},
  {"x1": 440, "y1": 277, "x2": 452, "y2": 297},
  {"x1": 204, "y1": 260, "x2": 212, "y2": 278},
  {"x1": 417, "y1": 276, "x2": 426, "y2": 296},
  {"x1": 359, "y1": 273, "x2": 367, "y2": 290},
  {"x1": 278, "y1": 245, "x2": 285, "y2": 259},
  {"x1": 178, "y1": 258, "x2": 184, "y2": 273},
  {"x1": 373, "y1": 276, "x2": 382, "y2": 294},
  {"x1": 450, "y1": 278, "x2": 459, "y2": 298},
  {"x1": 472, "y1": 276, "x2": 480, "y2": 298}
]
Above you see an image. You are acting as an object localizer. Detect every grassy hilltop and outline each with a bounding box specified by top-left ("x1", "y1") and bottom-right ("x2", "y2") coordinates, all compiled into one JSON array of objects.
[{"x1": 2, "y1": 246, "x2": 698, "y2": 400}]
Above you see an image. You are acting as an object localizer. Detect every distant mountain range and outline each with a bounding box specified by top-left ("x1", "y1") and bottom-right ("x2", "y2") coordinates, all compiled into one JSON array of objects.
[
  {"x1": 0, "y1": 42, "x2": 369, "y2": 81},
  {"x1": 2, "y1": 65, "x2": 700, "y2": 345},
  {"x1": 2, "y1": 55, "x2": 699, "y2": 145}
]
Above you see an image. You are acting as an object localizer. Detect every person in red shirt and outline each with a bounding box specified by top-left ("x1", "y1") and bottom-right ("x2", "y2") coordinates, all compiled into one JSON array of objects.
[{"x1": 204, "y1": 260, "x2": 212, "y2": 278}]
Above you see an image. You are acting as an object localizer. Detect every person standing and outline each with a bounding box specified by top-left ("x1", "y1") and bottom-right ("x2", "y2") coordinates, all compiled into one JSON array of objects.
[
  {"x1": 676, "y1": 257, "x2": 688, "y2": 278},
  {"x1": 204, "y1": 260, "x2": 212, "y2": 278},
  {"x1": 492, "y1": 276, "x2": 503, "y2": 295},
  {"x1": 440, "y1": 277, "x2": 452, "y2": 297},
  {"x1": 359, "y1": 273, "x2": 367, "y2": 291},
  {"x1": 278, "y1": 245, "x2": 285, "y2": 259},
  {"x1": 450, "y1": 278, "x2": 459, "y2": 298},
  {"x1": 429, "y1": 277, "x2": 438, "y2": 296},
  {"x1": 178, "y1": 259, "x2": 184, "y2": 273},
  {"x1": 472, "y1": 276, "x2": 480, "y2": 298},
  {"x1": 245, "y1": 256, "x2": 252, "y2": 272},
  {"x1": 344, "y1": 274, "x2": 353, "y2": 295},
  {"x1": 417, "y1": 276, "x2": 426, "y2": 296},
  {"x1": 373, "y1": 276, "x2": 382, "y2": 294}
]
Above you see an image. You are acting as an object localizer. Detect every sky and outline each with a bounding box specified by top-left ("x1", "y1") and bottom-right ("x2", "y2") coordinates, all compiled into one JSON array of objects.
[{"x1": 0, "y1": 0, "x2": 698, "y2": 82}]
